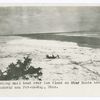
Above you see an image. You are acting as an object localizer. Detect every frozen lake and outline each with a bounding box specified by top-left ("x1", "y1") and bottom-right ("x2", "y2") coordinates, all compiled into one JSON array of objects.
[{"x1": 0, "y1": 32, "x2": 100, "y2": 81}]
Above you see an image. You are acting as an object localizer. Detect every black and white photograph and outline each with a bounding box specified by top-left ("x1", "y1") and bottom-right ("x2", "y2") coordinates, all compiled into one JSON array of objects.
[{"x1": 0, "y1": 6, "x2": 100, "y2": 81}]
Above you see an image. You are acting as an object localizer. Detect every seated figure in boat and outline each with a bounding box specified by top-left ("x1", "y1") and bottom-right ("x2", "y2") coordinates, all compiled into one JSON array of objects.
[{"x1": 46, "y1": 54, "x2": 59, "y2": 59}]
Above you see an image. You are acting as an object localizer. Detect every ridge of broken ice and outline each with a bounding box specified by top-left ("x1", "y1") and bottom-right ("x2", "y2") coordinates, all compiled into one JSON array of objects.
[{"x1": 7, "y1": 38, "x2": 78, "y2": 47}]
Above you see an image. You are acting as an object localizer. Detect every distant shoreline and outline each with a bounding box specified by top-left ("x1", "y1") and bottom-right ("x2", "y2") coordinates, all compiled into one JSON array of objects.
[
  {"x1": 0, "y1": 32, "x2": 100, "y2": 48},
  {"x1": 17, "y1": 32, "x2": 100, "y2": 49},
  {"x1": 0, "y1": 31, "x2": 100, "y2": 36}
]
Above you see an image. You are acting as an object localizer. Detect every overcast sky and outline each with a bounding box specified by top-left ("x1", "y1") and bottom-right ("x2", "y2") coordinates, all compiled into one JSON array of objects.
[{"x1": 0, "y1": 6, "x2": 100, "y2": 35}]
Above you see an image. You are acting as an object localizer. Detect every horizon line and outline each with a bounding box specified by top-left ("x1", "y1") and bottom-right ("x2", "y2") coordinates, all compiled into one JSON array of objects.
[{"x1": 0, "y1": 30, "x2": 100, "y2": 36}]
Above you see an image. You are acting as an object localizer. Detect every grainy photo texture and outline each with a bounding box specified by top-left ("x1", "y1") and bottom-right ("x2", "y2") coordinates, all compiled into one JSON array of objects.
[{"x1": 0, "y1": 6, "x2": 100, "y2": 81}]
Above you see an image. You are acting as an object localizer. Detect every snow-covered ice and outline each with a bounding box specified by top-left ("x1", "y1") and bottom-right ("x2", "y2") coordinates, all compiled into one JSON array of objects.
[{"x1": 0, "y1": 36, "x2": 100, "y2": 81}]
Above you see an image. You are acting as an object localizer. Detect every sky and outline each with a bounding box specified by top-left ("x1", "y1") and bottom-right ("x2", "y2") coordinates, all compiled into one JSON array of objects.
[{"x1": 0, "y1": 6, "x2": 100, "y2": 35}]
